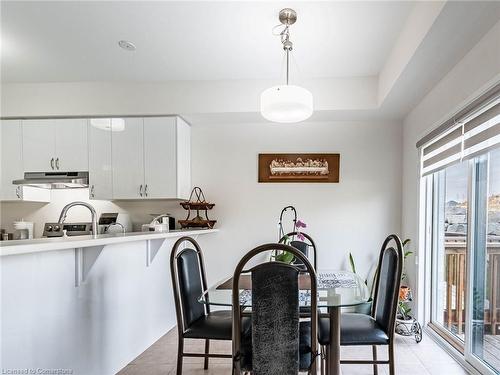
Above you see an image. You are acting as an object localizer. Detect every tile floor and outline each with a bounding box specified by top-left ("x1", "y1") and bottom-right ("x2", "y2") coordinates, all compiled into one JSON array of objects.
[{"x1": 118, "y1": 327, "x2": 470, "y2": 375}]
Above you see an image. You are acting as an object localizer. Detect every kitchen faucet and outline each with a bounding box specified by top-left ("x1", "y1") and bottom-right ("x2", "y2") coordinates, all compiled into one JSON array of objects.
[{"x1": 58, "y1": 201, "x2": 98, "y2": 237}]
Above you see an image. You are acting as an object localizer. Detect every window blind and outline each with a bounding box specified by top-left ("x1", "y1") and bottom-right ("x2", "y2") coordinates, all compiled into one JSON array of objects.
[{"x1": 419, "y1": 83, "x2": 500, "y2": 177}]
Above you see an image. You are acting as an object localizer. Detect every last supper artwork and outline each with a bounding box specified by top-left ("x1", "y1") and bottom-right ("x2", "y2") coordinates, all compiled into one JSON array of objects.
[{"x1": 258, "y1": 153, "x2": 340, "y2": 183}]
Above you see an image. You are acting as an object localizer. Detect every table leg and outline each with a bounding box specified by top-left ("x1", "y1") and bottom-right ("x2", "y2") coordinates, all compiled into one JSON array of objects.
[{"x1": 328, "y1": 306, "x2": 341, "y2": 375}]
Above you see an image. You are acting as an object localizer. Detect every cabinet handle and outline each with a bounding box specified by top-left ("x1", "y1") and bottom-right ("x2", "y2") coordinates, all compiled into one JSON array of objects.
[
  {"x1": 55, "y1": 157, "x2": 60, "y2": 170},
  {"x1": 50, "y1": 158, "x2": 55, "y2": 170},
  {"x1": 144, "y1": 184, "x2": 148, "y2": 197},
  {"x1": 15, "y1": 186, "x2": 21, "y2": 199},
  {"x1": 139, "y1": 184, "x2": 143, "y2": 197}
]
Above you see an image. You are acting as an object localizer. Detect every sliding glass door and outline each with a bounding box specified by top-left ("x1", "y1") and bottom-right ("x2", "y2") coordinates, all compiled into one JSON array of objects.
[
  {"x1": 430, "y1": 161, "x2": 468, "y2": 344},
  {"x1": 466, "y1": 148, "x2": 500, "y2": 374},
  {"x1": 423, "y1": 91, "x2": 499, "y2": 374},
  {"x1": 428, "y1": 148, "x2": 500, "y2": 374}
]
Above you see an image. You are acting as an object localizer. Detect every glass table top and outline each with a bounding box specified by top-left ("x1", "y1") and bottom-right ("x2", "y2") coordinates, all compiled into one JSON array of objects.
[{"x1": 199, "y1": 270, "x2": 370, "y2": 308}]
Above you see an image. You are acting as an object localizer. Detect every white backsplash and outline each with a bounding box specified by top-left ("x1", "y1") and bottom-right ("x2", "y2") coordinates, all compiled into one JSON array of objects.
[{"x1": 0, "y1": 188, "x2": 187, "y2": 238}]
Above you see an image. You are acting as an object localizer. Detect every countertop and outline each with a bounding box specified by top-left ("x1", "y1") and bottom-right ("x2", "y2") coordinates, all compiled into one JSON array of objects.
[{"x1": 0, "y1": 228, "x2": 219, "y2": 257}]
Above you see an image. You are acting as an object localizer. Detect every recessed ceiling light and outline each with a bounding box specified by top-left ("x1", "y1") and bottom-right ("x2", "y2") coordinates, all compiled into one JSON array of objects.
[{"x1": 118, "y1": 40, "x2": 136, "y2": 51}]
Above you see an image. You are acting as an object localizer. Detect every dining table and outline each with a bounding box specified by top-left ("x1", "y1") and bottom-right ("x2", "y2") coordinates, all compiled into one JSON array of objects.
[{"x1": 199, "y1": 269, "x2": 371, "y2": 375}]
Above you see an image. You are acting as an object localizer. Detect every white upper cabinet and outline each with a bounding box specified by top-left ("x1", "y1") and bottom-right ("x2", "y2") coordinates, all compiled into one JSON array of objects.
[
  {"x1": 111, "y1": 118, "x2": 145, "y2": 199},
  {"x1": 88, "y1": 121, "x2": 113, "y2": 200},
  {"x1": 22, "y1": 118, "x2": 88, "y2": 172},
  {"x1": 54, "y1": 119, "x2": 88, "y2": 171},
  {"x1": 22, "y1": 119, "x2": 56, "y2": 172},
  {"x1": 175, "y1": 117, "x2": 191, "y2": 200},
  {"x1": 108, "y1": 116, "x2": 191, "y2": 200},
  {"x1": 1, "y1": 120, "x2": 50, "y2": 202},
  {"x1": 143, "y1": 117, "x2": 177, "y2": 198}
]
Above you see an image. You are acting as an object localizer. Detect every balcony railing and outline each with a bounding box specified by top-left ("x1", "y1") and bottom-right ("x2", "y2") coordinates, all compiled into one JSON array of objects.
[{"x1": 444, "y1": 237, "x2": 500, "y2": 336}]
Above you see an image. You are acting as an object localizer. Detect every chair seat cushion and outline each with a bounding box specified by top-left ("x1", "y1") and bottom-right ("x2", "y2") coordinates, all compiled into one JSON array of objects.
[
  {"x1": 183, "y1": 310, "x2": 233, "y2": 340},
  {"x1": 318, "y1": 313, "x2": 389, "y2": 346},
  {"x1": 240, "y1": 320, "x2": 314, "y2": 371}
]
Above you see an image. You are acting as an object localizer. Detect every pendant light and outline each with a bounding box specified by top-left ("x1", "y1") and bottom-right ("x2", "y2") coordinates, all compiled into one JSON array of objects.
[{"x1": 261, "y1": 8, "x2": 313, "y2": 123}]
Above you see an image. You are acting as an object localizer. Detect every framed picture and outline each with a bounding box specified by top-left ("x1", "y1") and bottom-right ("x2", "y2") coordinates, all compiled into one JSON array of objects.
[{"x1": 258, "y1": 153, "x2": 340, "y2": 183}]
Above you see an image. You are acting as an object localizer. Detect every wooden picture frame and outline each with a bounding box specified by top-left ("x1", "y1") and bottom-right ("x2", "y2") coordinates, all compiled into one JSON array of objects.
[{"x1": 258, "y1": 153, "x2": 340, "y2": 183}]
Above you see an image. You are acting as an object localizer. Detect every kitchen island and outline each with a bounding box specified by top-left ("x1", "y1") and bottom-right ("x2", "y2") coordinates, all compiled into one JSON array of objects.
[{"x1": 0, "y1": 228, "x2": 219, "y2": 375}]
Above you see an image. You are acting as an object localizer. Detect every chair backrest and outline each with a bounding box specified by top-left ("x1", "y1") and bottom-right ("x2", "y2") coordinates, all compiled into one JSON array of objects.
[
  {"x1": 170, "y1": 236, "x2": 209, "y2": 335},
  {"x1": 279, "y1": 231, "x2": 317, "y2": 270},
  {"x1": 252, "y1": 262, "x2": 300, "y2": 374},
  {"x1": 371, "y1": 234, "x2": 404, "y2": 336},
  {"x1": 232, "y1": 243, "x2": 318, "y2": 375}
]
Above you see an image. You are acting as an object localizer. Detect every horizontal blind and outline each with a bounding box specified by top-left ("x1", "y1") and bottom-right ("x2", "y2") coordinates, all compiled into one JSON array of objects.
[
  {"x1": 462, "y1": 101, "x2": 500, "y2": 160},
  {"x1": 419, "y1": 84, "x2": 500, "y2": 177}
]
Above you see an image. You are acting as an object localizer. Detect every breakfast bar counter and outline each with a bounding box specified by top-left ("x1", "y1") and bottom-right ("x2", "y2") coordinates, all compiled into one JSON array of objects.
[
  {"x1": 0, "y1": 227, "x2": 219, "y2": 375},
  {"x1": 0, "y1": 228, "x2": 219, "y2": 256}
]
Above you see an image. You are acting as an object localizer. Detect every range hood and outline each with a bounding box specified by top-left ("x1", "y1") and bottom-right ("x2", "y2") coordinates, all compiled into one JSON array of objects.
[{"x1": 13, "y1": 172, "x2": 89, "y2": 189}]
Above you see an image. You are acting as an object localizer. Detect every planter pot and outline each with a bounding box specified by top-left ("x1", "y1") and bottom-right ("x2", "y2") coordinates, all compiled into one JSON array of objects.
[
  {"x1": 399, "y1": 286, "x2": 410, "y2": 301},
  {"x1": 354, "y1": 299, "x2": 372, "y2": 315},
  {"x1": 395, "y1": 314, "x2": 423, "y2": 343}
]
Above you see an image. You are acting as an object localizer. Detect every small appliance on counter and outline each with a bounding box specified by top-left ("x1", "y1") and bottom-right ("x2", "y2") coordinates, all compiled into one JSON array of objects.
[
  {"x1": 43, "y1": 222, "x2": 93, "y2": 237},
  {"x1": 13, "y1": 220, "x2": 34, "y2": 240},
  {"x1": 142, "y1": 214, "x2": 175, "y2": 233},
  {"x1": 98, "y1": 213, "x2": 132, "y2": 234}
]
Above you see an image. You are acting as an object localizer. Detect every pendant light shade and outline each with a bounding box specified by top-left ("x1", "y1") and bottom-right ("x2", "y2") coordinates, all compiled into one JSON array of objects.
[{"x1": 261, "y1": 85, "x2": 313, "y2": 123}]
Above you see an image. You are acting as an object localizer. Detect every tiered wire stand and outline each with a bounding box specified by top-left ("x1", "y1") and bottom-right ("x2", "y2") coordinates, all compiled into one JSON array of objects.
[{"x1": 395, "y1": 290, "x2": 423, "y2": 343}]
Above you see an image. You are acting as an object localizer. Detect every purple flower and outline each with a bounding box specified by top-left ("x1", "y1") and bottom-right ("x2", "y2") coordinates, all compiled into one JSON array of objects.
[
  {"x1": 297, "y1": 232, "x2": 305, "y2": 241},
  {"x1": 295, "y1": 220, "x2": 307, "y2": 229}
]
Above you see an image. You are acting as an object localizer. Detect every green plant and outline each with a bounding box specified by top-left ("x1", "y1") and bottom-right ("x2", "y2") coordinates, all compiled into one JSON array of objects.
[{"x1": 398, "y1": 239, "x2": 414, "y2": 319}]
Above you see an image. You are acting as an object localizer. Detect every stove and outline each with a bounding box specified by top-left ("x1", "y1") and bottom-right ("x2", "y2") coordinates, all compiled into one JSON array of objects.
[{"x1": 43, "y1": 222, "x2": 93, "y2": 237}]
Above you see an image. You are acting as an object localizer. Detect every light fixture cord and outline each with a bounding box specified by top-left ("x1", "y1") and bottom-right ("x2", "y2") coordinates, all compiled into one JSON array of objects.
[
  {"x1": 286, "y1": 49, "x2": 289, "y2": 85},
  {"x1": 280, "y1": 25, "x2": 292, "y2": 86}
]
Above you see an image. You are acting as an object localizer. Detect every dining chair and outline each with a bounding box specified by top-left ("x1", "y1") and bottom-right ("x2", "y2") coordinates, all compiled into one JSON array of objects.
[
  {"x1": 232, "y1": 243, "x2": 319, "y2": 374},
  {"x1": 317, "y1": 234, "x2": 404, "y2": 375},
  {"x1": 279, "y1": 231, "x2": 318, "y2": 270},
  {"x1": 170, "y1": 236, "x2": 233, "y2": 374}
]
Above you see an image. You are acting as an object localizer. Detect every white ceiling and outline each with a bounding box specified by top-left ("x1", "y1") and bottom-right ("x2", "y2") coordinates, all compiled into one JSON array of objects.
[
  {"x1": 1, "y1": 1, "x2": 414, "y2": 82},
  {"x1": 1, "y1": 1, "x2": 499, "y2": 123}
]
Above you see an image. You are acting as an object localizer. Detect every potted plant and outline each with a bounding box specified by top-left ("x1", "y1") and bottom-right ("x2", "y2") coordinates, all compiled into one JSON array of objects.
[{"x1": 396, "y1": 239, "x2": 414, "y2": 327}]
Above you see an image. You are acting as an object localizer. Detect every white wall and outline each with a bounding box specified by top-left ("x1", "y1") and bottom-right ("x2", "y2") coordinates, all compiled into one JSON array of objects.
[
  {"x1": 191, "y1": 120, "x2": 403, "y2": 286},
  {"x1": 402, "y1": 19, "x2": 500, "y2": 320},
  {"x1": 2, "y1": 119, "x2": 403, "y2": 283}
]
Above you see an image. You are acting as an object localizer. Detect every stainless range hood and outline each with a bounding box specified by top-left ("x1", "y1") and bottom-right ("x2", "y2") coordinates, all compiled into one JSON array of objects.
[{"x1": 13, "y1": 171, "x2": 89, "y2": 189}]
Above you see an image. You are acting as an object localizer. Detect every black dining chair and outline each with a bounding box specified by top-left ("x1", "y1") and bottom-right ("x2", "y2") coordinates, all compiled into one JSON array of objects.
[
  {"x1": 170, "y1": 236, "x2": 233, "y2": 374},
  {"x1": 317, "y1": 234, "x2": 404, "y2": 375},
  {"x1": 232, "y1": 243, "x2": 319, "y2": 375},
  {"x1": 279, "y1": 231, "x2": 318, "y2": 270}
]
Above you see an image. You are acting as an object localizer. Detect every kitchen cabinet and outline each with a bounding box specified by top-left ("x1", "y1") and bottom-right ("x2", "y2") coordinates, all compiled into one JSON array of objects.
[
  {"x1": 22, "y1": 119, "x2": 88, "y2": 172},
  {"x1": 111, "y1": 118, "x2": 145, "y2": 199},
  {"x1": 0, "y1": 120, "x2": 50, "y2": 202},
  {"x1": 88, "y1": 121, "x2": 113, "y2": 200},
  {"x1": 109, "y1": 116, "x2": 191, "y2": 200},
  {"x1": 54, "y1": 119, "x2": 88, "y2": 171},
  {"x1": 22, "y1": 119, "x2": 55, "y2": 172},
  {"x1": 143, "y1": 117, "x2": 177, "y2": 198}
]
